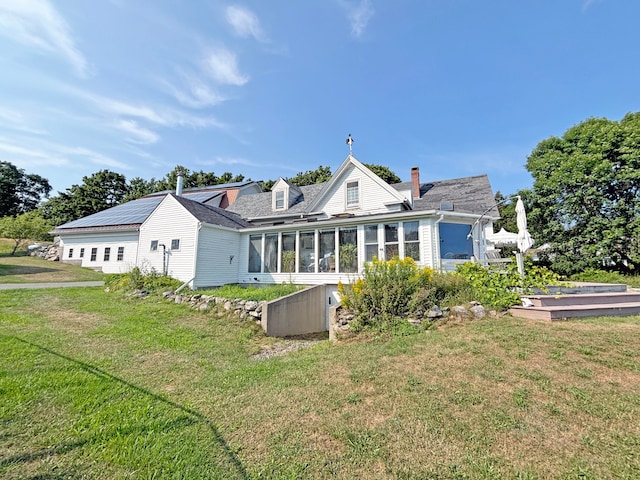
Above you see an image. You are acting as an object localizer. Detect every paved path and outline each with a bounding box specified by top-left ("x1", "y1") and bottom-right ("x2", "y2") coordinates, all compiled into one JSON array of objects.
[{"x1": 0, "y1": 281, "x2": 105, "y2": 290}]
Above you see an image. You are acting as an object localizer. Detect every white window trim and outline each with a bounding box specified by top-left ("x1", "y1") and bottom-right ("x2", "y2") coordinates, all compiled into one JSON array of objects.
[
  {"x1": 345, "y1": 180, "x2": 360, "y2": 209},
  {"x1": 170, "y1": 238, "x2": 181, "y2": 251},
  {"x1": 273, "y1": 186, "x2": 288, "y2": 211}
]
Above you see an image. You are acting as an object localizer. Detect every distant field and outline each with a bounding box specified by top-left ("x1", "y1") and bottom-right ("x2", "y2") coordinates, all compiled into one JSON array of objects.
[
  {"x1": 1, "y1": 286, "x2": 639, "y2": 479},
  {"x1": 0, "y1": 247, "x2": 105, "y2": 284}
]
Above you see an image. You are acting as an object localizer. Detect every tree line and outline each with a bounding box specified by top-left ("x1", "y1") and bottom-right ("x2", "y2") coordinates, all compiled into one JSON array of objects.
[{"x1": 2, "y1": 113, "x2": 639, "y2": 275}]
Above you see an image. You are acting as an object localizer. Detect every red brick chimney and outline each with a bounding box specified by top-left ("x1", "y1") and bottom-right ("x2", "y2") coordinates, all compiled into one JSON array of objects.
[{"x1": 411, "y1": 166, "x2": 420, "y2": 199}]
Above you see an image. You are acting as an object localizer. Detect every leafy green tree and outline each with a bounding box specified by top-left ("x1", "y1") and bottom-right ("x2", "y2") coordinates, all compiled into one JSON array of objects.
[
  {"x1": 123, "y1": 176, "x2": 159, "y2": 202},
  {"x1": 526, "y1": 113, "x2": 640, "y2": 275},
  {"x1": 41, "y1": 170, "x2": 130, "y2": 226},
  {"x1": 363, "y1": 164, "x2": 401, "y2": 184},
  {"x1": 0, "y1": 161, "x2": 51, "y2": 216},
  {"x1": 154, "y1": 165, "x2": 245, "y2": 192},
  {"x1": 0, "y1": 210, "x2": 53, "y2": 255}
]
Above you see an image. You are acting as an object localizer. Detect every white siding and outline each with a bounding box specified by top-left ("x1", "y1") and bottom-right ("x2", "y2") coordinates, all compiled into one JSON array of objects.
[
  {"x1": 138, "y1": 196, "x2": 198, "y2": 283},
  {"x1": 193, "y1": 225, "x2": 242, "y2": 288},
  {"x1": 61, "y1": 231, "x2": 138, "y2": 274},
  {"x1": 314, "y1": 165, "x2": 406, "y2": 217}
]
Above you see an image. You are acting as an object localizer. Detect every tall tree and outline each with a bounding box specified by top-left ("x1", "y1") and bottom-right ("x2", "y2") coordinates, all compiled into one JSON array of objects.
[
  {"x1": 41, "y1": 170, "x2": 130, "y2": 226},
  {"x1": 154, "y1": 166, "x2": 245, "y2": 193},
  {"x1": 0, "y1": 161, "x2": 51, "y2": 217},
  {"x1": 526, "y1": 113, "x2": 640, "y2": 275}
]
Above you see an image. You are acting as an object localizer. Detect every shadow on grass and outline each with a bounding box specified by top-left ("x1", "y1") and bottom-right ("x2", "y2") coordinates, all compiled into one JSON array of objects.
[
  {"x1": 4, "y1": 335, "x2": 251, "y2": 480},
  {"x1": 0, "y1": 265, "x2": 59, "y2": 276}
]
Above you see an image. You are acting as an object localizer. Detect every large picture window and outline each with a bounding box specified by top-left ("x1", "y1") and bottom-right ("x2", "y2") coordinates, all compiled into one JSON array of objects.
[
  {"x1": 248, "y1": 235, "x2": 262, "y2": 273},
  {"x1": 440, "y1": 223, "x2": 473, "y2": 259}
]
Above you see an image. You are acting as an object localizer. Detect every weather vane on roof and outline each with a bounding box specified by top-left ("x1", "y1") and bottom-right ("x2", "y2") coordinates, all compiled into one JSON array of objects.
[{"x1": 346, "y1": 133, "x2": 354, "y2": 155}]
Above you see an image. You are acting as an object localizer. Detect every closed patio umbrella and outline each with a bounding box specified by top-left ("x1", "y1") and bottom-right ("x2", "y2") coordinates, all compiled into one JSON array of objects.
[
  {"x1": 515, "y1": 196, "x2": 534, "y2": 276},
  {"x1": 516, "y1": 196, "x2": 534, "y2": 253}
]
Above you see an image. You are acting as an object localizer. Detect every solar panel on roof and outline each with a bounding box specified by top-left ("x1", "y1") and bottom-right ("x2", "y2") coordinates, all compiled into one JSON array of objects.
[
  {"x1": 57, "y1": 196, "x2": 164, "y2": 229},
  {"x1": 183, "y1": 191, "x2": 222, "y2": 203}
]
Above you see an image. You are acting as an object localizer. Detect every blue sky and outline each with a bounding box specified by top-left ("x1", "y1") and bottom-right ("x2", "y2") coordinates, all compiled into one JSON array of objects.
[{"x1": 1, "y1": 1, "x2": 639, "y2": 197}]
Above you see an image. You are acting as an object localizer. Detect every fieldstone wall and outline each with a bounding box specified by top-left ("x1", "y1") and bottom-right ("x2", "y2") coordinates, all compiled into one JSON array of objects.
[
  {"x1": 330, "y1": 301, "x2": 497, "y2": 340},
  {"x1": 29, "y1": 244, "x2": 61, "y2": 261},
  {"x1": 161, "y1": 290, "x2": 266, "y2": 322}
]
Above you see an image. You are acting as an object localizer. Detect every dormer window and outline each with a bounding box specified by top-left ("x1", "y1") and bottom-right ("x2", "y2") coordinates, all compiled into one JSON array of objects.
[
  {"x1": 346, "y1": 181, "x2": 359, "y2": 208},
  {"x1": 275, "y1": 190, "x2": 285, "y2": 210}
]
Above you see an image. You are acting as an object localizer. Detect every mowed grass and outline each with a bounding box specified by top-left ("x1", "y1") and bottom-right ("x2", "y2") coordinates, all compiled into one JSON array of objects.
[
  {"x1": 0, "y1": 244, "x2": 105, "y2": 284},
  {"x1": 1, "y1": 288, "x2": 640, "y2": 479}
]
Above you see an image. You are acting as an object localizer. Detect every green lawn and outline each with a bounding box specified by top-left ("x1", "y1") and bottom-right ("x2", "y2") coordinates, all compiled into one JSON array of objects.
[
  {"x1": 0, "y1": 255, "x2": 105, "y2": 283},
  {"x1": 1, "y1": 287, "x2": 640, "y2": 479}
]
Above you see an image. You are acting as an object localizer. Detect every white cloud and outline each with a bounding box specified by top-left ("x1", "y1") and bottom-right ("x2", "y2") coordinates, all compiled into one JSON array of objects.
[
  {"x1": 0, "y1": 107, "x2": 48, "y2": 135},
  {"x1": 165, "y1": 72, "x2": 226, "y2": 109},
  {"x1": 582, "y1": 0, "x2": 603, "y2": 11},
  {"x1": 225, "y1": 5, "x2": 268, "y2": 42},
  {"x1": 202, "y1": 48, "x2": 249, "y2": 86},
  {"x1": 0, "y1": 137, "x2": 129, "y2": 172},
  {"x1": 114, "y1": 120, "x2": 160, "y2": 145},
  {"x1": 0, "y1": 0, "x2": 90, "y2": 77},
  {"x1": 338, "y1": 0, "x2": 375, "y2": 38}
]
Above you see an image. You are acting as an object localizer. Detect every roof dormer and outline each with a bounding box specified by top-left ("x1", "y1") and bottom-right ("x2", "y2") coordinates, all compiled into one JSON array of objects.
[{"x1": 271, "y1": 178, "x2": 301, "y2": 211}]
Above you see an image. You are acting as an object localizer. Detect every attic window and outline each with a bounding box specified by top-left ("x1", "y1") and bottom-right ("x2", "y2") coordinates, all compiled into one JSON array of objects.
[
  {"x1": 346, "y1": 181, "x2": 359, "y2": 208},
  {"x1": 440, "y1": 201, "x2": 454, "y2": 211},
  {"x1": 275, "y1": 190, "x2": 285, "y2": 209}
]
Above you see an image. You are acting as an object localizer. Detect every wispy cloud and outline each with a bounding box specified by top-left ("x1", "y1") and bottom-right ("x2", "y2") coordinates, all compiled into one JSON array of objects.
[
  {"x1": 0, "y1": 136, "x2": 129, "y2": 172},
  {"x1": 225, "y1": 5, "x2": 268, "y2": 43},
  {"x1": 338, "y1": 0, "x2": 375, "y2": 38},
  {"x1": 202, "y1": 48, "x2": 249, "y2": 86},
  {"x1": 0, "y1": 107, "x2": 49, "y2": 135},
  {"x1": 0, "y1": 0, "x2": 90, "y2": 77},
  {"x1": 163, "y1": 71, "x2": 226, "y2": 109},
  {"x1": 114, "y1": 120, "x2": 160, "y2": 145}
]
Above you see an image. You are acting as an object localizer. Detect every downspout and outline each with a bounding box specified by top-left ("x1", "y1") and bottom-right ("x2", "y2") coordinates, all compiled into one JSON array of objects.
[{"x1": 434, "y1": 214, "x2": 444, "y2": 272}]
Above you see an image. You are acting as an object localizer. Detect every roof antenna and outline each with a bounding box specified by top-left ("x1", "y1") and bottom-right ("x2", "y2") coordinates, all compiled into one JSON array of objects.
[{"x1": 346, "y1": 134, "x2": 354, "y2": 156}]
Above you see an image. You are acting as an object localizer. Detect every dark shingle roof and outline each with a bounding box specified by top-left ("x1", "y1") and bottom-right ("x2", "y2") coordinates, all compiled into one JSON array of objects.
[
  {"x1": 227, "y1": 183, "x2": 326, "y2": 219},
  {"x1": 228, "y1": 174, "x2": 497, "y2": 220},
  {"x1": 394, "y1": 174, "x2": 499, "y2": 216},
  {"x1": 172, "y1": 194, "x2": 250, "y2": 229}
]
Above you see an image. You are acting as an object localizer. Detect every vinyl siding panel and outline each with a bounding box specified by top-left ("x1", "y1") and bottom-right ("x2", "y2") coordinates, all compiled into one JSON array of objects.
[
  {"x1": 315, "y1": 165, "x2": 405, "y2": 217},
  {"x1": 61, "y1": 231, "x2": 138, "y2": 273},
  {"x1": 138, "y1": 196, "x2": 198, "y2": 283},
  {"x1": 193, "y1": 225, "x2": 242, "y2": 288}
]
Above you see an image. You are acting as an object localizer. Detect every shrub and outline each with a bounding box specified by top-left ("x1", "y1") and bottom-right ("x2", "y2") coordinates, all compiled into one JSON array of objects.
[
  {"x1": 338, "y1": 257, "x2": 433, "y2": 331},
  {"x1": 105, "y1": 267, "x2": 183, "y2": 293},
  {"x1": 409, "y1": 271, "x2": 474, "y2": 314},
  {"x1": 455, "y1": 261, "x2": 560, "y2": 310}
]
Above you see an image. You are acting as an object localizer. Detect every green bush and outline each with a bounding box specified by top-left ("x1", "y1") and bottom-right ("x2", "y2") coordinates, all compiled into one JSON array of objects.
[
  {"x1": 338, "y1": 257, "x2": 434, "y2": 331},
  {"x1": 570, "y1": 268, "x2": 640, "y2": 288},
  {"x1": 105, "y1": 267, "x2": 183, "y2": 293},
  {"x1": 409, "y1": 271, "x2": 474, "y2": 313},
  {"x1": 455, "y1": 261, "x2": 560, "y2": 310}
]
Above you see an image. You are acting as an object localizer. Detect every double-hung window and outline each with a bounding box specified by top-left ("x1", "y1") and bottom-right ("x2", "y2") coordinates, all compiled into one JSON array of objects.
[
  {"x1": 104, "y1": 247, "x2": 111, "y2": 261},
  {"x1": 346, "y1": 181, "x2": 359, "y2": 208},
  {"x1": 117, "y1": 246, "x2": 124, "y2": 261}
]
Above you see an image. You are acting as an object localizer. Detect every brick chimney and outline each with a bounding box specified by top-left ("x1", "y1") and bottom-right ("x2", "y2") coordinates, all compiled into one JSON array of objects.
[{"x1": 411, "y1": 166, "x2": 420, "y2": 199}]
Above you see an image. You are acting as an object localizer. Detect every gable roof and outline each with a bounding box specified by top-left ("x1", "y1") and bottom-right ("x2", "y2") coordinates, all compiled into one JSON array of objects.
[
  {"x1": 305, "y1": 155, "x2": 408, "y2": 212},
  {"x1": 170, "y1": 194, "x2": 250, "y2": 229}
]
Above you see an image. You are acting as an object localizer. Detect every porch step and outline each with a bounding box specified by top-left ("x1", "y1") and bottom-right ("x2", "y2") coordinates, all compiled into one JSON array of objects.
[
  {"x1": 526, "y1": 291, "x2": 640, "y2": 307},
  {"x1": 509, "y1": 283, "x2": 640, "y2": 321},
  {"x1": 509, "y1": 302, "x2": 640, "y2": 321}
]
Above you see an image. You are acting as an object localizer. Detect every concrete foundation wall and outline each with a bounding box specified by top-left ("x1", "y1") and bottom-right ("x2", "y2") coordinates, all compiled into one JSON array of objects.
[{"x1": 262, "y1": 284, "x2": 326, "y2": 337}]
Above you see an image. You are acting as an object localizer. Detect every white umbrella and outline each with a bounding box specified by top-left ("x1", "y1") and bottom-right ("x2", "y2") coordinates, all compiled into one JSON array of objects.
[{"x1": 516, "y1": 196, "x2": 534, "y2": 253}]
